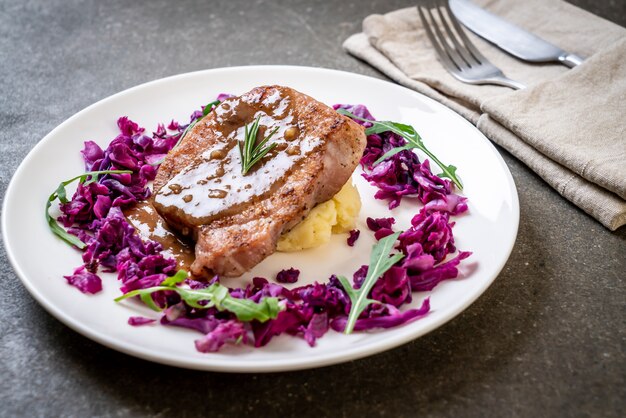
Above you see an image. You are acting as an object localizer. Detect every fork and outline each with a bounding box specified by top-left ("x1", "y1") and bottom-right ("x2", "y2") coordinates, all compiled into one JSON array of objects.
[{"x1": 417, "y1": 0, "x2": 525, "y2": 90}]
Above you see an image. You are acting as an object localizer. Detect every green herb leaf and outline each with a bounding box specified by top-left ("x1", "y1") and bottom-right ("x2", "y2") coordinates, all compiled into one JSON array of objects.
[
  {"x1": 161, "y1": 269, "x2": 189, "y2": 287},
  {"x1": 140, "y1": 290, "x2": 162, "y2": 312},
  {"x1": 337, "y1": 109, "x2": 463, "y2": 190},
  {"x1": 239, "y1": 116, "x2": 279, "y2": 175},
  {"x1": 374, "y1": 144, "x2": 414, "y2": 164},
  {"x1": 149, "y1": 100, "x2": 221, "y2": 166},
  {"x1": 338, "y1": 232, "x2": 405, "y2": 334},
  {"x1": 46, "y1": 169, "x2": 132, "y2": 249},
  {"x1": 202, "y1": 100, "x2": 220, "y2": 117},
  {"x1": 115, "y1": 272, "x2": 281, "y2": 323}
]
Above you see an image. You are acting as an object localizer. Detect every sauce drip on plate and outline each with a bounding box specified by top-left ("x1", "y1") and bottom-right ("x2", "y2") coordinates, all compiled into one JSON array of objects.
[{"x1": 123, "y1": 201, "x2": 195, "y2": 271}]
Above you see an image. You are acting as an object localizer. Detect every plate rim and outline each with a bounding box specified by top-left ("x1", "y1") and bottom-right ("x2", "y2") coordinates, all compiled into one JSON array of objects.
[{"x1": 2, "y1": 65, "x2": 519, "y2": 372}]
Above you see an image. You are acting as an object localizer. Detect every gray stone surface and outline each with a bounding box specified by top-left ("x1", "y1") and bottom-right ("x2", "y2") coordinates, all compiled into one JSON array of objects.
[{"x1": 1, "y1": 0, "x2": 624, "y2": 417}]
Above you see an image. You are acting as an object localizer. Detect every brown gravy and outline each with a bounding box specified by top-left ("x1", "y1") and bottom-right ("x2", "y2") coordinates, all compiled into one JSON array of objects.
[
  {"x1": 153, "y1": 89, "x2": 322, "y2": 227},
  {"x1": 123, "y1": 201, "x2": 195, "y2": 271}
]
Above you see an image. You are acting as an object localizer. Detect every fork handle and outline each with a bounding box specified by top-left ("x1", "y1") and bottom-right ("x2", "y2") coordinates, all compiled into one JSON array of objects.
[
  {"x1": 558, "y1": 53, "x2": 585, "y2": 68},
  {"x1": 485, "y1": 76, "x2": 526, "y2": 90}
]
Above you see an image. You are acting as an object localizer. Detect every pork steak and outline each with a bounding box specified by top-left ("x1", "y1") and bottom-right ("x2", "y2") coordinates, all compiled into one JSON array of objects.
[{"x1": 152, "y1": 85, "x2": 366, "y2": 277}]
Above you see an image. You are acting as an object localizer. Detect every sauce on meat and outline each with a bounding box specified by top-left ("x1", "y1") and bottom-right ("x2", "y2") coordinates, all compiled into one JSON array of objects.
[
  {"x1": 153, "y1": 89, "x2": 322, "y2": 227},
  {"x1": 123, "y1": 201, "x2": 195, "y2": 270}
]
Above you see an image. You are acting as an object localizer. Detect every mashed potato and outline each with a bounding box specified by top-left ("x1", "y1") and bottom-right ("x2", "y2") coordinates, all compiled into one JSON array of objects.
[{"x1": 277, "y1": 181, "x2": 361, "y2": 252}]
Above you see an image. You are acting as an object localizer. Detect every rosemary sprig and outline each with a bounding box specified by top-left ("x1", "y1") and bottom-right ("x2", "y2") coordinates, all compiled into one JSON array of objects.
[
  {"x1": 337, "y1": 109, "x2": 463, "y2": 190},
  {"x1": 239, "y1": 115, "x2": 279, "y2": 175},
  {"x1": 115, "y1": 270, "x2": 282, "y2": 322},
  {"x1": 46, "y1": 169, "x2": 132, "y2": 249}
]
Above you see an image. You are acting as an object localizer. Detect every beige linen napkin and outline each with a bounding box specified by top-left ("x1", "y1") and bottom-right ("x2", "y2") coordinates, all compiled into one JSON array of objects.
[{"x1": 344, "y1": 0, "x2": 626, "y2": 230}]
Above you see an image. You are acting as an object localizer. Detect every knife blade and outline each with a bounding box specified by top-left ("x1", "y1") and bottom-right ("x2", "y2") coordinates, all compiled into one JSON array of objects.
[{"x1": 449, "y1": 0, "x2": 584, "y2": 68}]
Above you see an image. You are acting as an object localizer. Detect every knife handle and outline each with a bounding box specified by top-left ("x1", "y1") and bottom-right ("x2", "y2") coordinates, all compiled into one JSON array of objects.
[{"x1": 558, "y1": 53, "x2": 585, "y2": 68}]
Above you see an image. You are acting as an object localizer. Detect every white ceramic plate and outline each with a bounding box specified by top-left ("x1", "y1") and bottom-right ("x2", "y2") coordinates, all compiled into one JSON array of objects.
[{"x1": 2, "y1": 66, "x2": 518, "y2": 372}]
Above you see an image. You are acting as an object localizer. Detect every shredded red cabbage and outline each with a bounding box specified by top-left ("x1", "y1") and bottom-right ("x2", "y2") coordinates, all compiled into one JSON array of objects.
[
  {"x1": 347, "y1": 229, "x2": 360, "y2": 246},
  {"x1": 367, "y1": 216, "x2": 396, "y2": 240},
  {"x1": 334, "y1": 104, "x2": 468, "y2": 215},
  {"x1": 55, "y1": 100, "x2": 471, "y2": 353},
  {"x1": 331, "y1": 299, "x2": 430, "y2": 332},
  {"x1": 276, "y1": 268, "x2": 300, "y2": 284},
  {"x1": 60, "y1": 111, "x2": 196, "y2": 295},
  {"x1": 128, "y1": 316, "x2": 156, "y2": 326},
  {"x1": 194, "y1": 320, "x2": 248, "y2": 353},
  {"x1": 63, "y1": 266, "x2": 102, "y2": 294}
]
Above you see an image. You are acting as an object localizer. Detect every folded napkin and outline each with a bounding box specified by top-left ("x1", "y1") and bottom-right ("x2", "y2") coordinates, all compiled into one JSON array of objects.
[{"x1": 344, "y1": 0, "x2": 626, "y2": 230}]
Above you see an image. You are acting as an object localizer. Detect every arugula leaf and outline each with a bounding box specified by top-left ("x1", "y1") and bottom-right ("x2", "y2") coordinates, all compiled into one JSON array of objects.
[
  {"x1": 202, "y1": 100, "x2": 220, "y2": 117},
  {"x1": 161, "y1": 269, "x2": 189, "y2": 287},
  {"x1": 338, "y1": 232, "x2": 405, "y2": 334},
  {"x1": 115, "y1": 271, "x2": 281, "y2": 323},
  {"x1": 149, "y1": 100, "x2": 221, "y2": 166},
  {"x1": 337, "y1": 109, "x2": 463, "y2": 190},
  {"x1": 46, "y1": 169, "x2": 132, "y2": 249}
]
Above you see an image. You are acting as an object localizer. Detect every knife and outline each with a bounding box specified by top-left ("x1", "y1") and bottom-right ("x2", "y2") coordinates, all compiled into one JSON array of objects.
[{"x1": 449, "y1": 0, "x2": 584, "y2": 68}]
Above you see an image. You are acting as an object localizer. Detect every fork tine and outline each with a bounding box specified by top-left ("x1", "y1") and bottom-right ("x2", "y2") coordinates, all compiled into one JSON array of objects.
[
  {"x1": 417, "y1": 4, "x2": 459, "y2": 72},
  {"x1": 424, "y1": 5, "x2": 469, "y2": 71},
  {"x1": 417, "y1": 0, "x2": 525, "y2": 89},
  {"x1": 434, "y1": 3, "x2": 479, "y2": 67},
  {"x1": 443, "y1": 1, "x2": 488, "y2": 64}
]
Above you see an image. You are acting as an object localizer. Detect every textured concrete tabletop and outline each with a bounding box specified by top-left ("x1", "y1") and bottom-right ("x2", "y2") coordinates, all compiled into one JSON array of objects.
[{"x1": 1, "y1": 1, "x2": 624, "y2": 417}]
